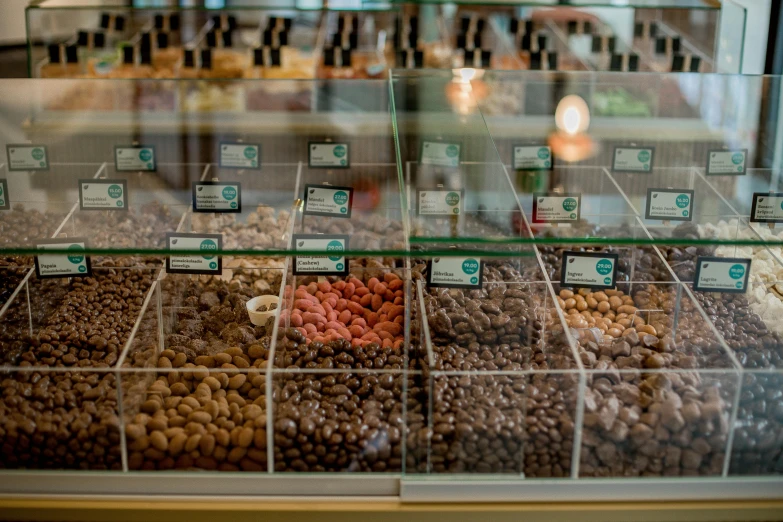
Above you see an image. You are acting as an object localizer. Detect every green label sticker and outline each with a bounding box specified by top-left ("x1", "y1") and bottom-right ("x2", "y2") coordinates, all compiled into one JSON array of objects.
[
  {"x1": 200, "y1": 239, "x2": 217, "y2": 260},
  {"x1": 36, "y1": 239, "x2": 91, "y2": 278},
  {"x1": 750, "y1": 193, "x2": 783, "y2": 224},
  {"x1": 309, "y1": 142, "x2": 350, "y2": 168},
  {"x1": 167, "y1": 234, "x2": 223, "y2": 274},
  {"x1": 67, "y1": 244, "x2": 84, "y2": 264},
  {"x1": 428, "y1": 257, "x2": 483, "y2": 288},
  {"x1": 561, "y1": 252, "x2": 618, "y2": 289},
  {"x1": 303, "y1": 185, "x2": 353, "y2": 218},
  {"x1": 421, "y1": 141, "x2": 461, "y2": 167},
  {"x1": 80, "y1": 179, "x2": 128, "y2": 211},
  {"x1": 533, "y1": 193, "x2": 580, "y2": 224},
  {"x1": 115, "y1": 146, "x2": 155, "y2": 171},
  {"x1": 222, "y1": 186, "x2": 237, "y2": 200},
  {"x1": 612, "y1": 147, "x2": 654, "y2": 173},
  {"x1": 513, "y1": 145, "x2": 552, "y2": 170},
  {"x1": 694, "y1": 257, "x2": 750, "y2": 293},
  {"x1": 645, "y1": 189, "x2": 694, "y2": 222},
  {"x1": 193, "y1": 183, "x2": 241, "y2": 213},
  {"x1": 293, "y1": 235, "x2": 349, "y2": 274},
  {"x1": 333, "y1": 191, "x2": 348, "y2": 205},
  {"x1": 729, "y1": 263, "x2": 745, "y2": 279},
  {"x1": 595, "y1": 259, "x2": 613, "y2": 275},
  {"x1": 418, "y1": 189, "x2": 463, "y2": 216},
  {"x1": 7, "y1": 145, "x2": 49, "y2": 171},
  {"x1": 108, "y1": 185, "x2": 123, "y2": 199},
  {"x1": 707, "y1": 150, "x2": 746, "y2": 175},
  {"x1": 219, "y1": 143, "x2": 261, "y2": 169}
]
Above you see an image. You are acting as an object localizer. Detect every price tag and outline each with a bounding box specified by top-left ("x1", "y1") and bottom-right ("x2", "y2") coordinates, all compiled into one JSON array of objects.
[
  {"x1": 6, "y1": 144, "x2": 49, "y2": 171},
  {"x1": 292, "y1": 234, "x2": 349, "y2": 276},
  {"x1": 750, "y1": 192, "x2": 783, "y2": 224},
  {"x1": 533, "y1": 192, "x2": 580, "y2": 224},
  {"x1": 560, "y1": 251, "x2": 619, "y2": 289},
  {"x1": 303, "y1": 184, "x2": 353, "y2": 218},
  {"x1": 427, "y1": 256, "x2": 484, "y2": 289},
  {"x1": 192, "y1": 182, "x2": 241, "y2": 213},
  {"x1": 166, "y1": 233, "x2": 223, "y2": 275},
  {"x1": 513, "y1": 144, "x2": 553, "y2": 171},
  {"x1": 694, "y1": 256, "x2": 751, "y2": 293},
  {"x1": 707, "y1": 149, "x2": 747, "y2": 176},
  {"x1": 34, "y1": 238, "x2": 92, "y2": 279},
  {"x1": 79, "y1": 179, "x2": 128, "y2": 211},
  {"x1": 308, "y1": 142, "x2": 349, "y2": 169},
  {"x1": 420, "y1": 141, "x2": 461, "y2": 167},
  {"x1": 0, "y1": 179, "x2": 9, "y2": 210},
  {"x1": 114, "y1": 145, "x2": 156, "y2": 172},
  {"x1": 645, "y1": 188, "x2": 693, "y2": 222},
  {"x1": 416, "y1": 189, "x2": 463, "y2": 216},
  {"x1": 218, "y1": 142, "x2": 260, "y2": 169},
  {"x1": 611, "y1": 146, "x2": 654, "y2": 173}
]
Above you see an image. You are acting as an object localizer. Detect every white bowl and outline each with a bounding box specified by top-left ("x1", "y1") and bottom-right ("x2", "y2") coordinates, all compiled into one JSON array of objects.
[{"x1": 246, "y1": 295, "x2": 280, "y2": 326}]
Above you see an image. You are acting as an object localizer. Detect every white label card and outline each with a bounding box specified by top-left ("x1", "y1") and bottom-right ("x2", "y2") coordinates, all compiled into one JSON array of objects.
[
  {"x1": 427, "y1": 256, "x2": 484, "y2": 289},
  {"x1": 645, "y1": 188, "x2": 693, "y2": 222},
  {"x1": 308, "y1": 142, "x2": 349, "y2": 168},
  {"x1": 115, "y1": 146, "x2": 156, "y2": 172},
  {"x1": 0, "y1": 179, "x2": 8, "y2": 210},
  {"x1": 7, "y1": 144, "x2": 49, "y2": 171},
  {"x1": 303, "y1": 185, "x2": 353, "y2": 218},
  {"x1": 192, "y1": 182, "x2": 241, "y2": 213},
  {"x1": 35, "y1": 239, "x2": 91, "y2": 279},
  {"x1": 166, "y1": 233, "x2": 223, "y2": 275},
  {"x1": 750, "y1": 192, "x2": 783, "y2": 224},
  {"x1": 707, "y1": 149, "x2": 747, "y2": 175},
  {"x1": 694, "y1": 257, "x2": 751, "y2": 293},
  {"x1": 420, "y1": 141, "x2": 461, "y2": 167},
  {"x1": 533, "y1": 193, "x2": 580, "y2": 224},
  {"x1": 293, "y1": 234, "x2": 349, "y2": 275},
  {"x1": 417, "y1": 189, "x2": 463, "y2": 216},
  {"x1": 612, "y1": 146, "x2": 654, "y2": 173},
  {"x1": 560, "y1": 252, "x2": 619, "y2": 289},
  {"x1": 219, "y1": 143, "x2": 260, "y2": 169},
  {"x1": 79, "y1": 179, "x2": 128, "y2": 211},
  {"x1": 513, "y1": 144, "x2": 553, "y2": 170}
]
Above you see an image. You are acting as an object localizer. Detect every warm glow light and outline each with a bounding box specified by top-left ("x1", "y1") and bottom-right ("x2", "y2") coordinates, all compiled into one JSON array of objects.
[{"x1": 555, "y1": 95, "x2": 590, "y2": 136}]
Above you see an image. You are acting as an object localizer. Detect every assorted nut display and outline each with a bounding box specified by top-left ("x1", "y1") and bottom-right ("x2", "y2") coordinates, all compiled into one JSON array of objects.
[{"x1": 1, "y1": 204, "x2": 783, "y2": 479}]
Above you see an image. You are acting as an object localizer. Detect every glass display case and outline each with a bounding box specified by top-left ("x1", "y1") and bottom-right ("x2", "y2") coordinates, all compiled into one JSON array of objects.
[
  {"x1": 25, "y1": 1, "x2": 748, "y2": 79},
  {"x1": 0, "y1": 71, "x2": 782, "y2": 507}
]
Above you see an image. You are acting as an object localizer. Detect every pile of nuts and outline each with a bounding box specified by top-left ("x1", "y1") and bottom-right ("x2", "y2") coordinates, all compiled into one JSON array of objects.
[
  {"x1": 280, "y1": 273, "x2": 405, "y2": 350},
  {"x1": 124, "y1": 346, "x2": 269, "y2": 471}
]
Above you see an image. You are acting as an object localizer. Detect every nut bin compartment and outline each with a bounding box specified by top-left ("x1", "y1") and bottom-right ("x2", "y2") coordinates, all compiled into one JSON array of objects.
[
  {"x1": 0, "y1": 263, "x2": 160, "y2": 470},
  {"x1": 566, "y1": 281, "x2": 741, "y2": 477},
  {"x1": 412, "y1": 251, "x2": 582, "y2": 477},
  {"x1": 119, "y1": 266, "x2": 286, "y2": 471}
]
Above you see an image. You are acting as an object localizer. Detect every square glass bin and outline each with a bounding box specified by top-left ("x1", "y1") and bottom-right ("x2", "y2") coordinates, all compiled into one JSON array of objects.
[
  {"x1": 0, "y1": 366, "x2": 124, "y2": 471},
  {"x1": 730, "y1": 369, "x2": 783, "y2": 476},
  {"x1": 119, "y1": 266, "x2": 285, "y2": 472},
  {"x1": 562, "y1": 281, "x2": 741, "y2": 478},
  {"x1": 0, "y1": 263, "x2": 160, "y2": 471},
  {"x1": 121, "y1": 365, "x2": 270, "y2": 473},
  {"x1": 270, "y1": 367, "x2": 407, "y2": 473},
  {"x1": 273, "y1": 258, "x2": 411, "y2": 473},
  {"x1": 186, "y1": 164, "x2": 299, "y2": 255},
  {"x1": 410, "y1": 257, "x2": 582, "y2": 477}
]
